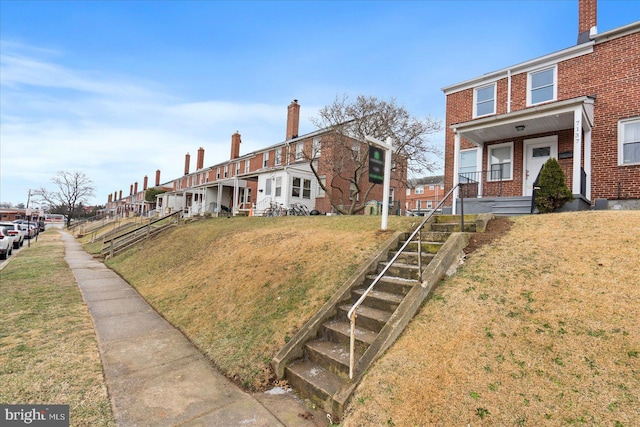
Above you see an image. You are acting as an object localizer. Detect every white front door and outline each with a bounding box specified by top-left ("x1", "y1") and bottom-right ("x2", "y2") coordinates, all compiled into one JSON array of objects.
[{"x1": 523, "y1": 136, "x2": 558, "y2": 196}]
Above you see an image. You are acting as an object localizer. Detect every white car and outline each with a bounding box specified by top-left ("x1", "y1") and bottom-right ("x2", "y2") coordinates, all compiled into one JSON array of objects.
[
  {"x1": 0, "y1": 226, "x2": 15, "y2": 259},
  {"x1": 0, "y1": 222, "x2": 25, "y2": 248}
]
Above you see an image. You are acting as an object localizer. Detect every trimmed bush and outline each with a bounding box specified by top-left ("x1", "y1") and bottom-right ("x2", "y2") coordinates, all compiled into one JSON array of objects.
[{"x1": 534, "y1": 158, "x2": 574, "y2": 213}]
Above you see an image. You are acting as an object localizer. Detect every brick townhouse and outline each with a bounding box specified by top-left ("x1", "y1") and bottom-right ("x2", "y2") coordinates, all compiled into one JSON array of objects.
[
  {"x1": 105, "y1": 100, "x2": 406, "y2": 217},
  {"x1": 405, "y1": 175, "x2": 444, "y2": 215},
  {"x1": 442, "y1": 0, "x2": 640, "y2": 214}
]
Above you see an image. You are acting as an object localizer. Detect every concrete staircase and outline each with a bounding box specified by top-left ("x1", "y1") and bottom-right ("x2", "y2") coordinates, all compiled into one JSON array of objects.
[{"x1": 272, "y1": 214, "x2": 492, "y2": 418}]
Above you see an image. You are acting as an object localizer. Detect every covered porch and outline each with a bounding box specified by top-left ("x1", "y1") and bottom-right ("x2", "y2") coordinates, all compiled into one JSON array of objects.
[{"x1": 451, "y1": 96, "x2": 594, "y2": 215}]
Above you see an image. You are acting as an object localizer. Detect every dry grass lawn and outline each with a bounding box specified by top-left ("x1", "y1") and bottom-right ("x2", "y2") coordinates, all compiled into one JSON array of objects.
[
  {"x1": 0, "y1": 231, "x2": 115, "y2": 427},
  {"x1": 344, "y1": 211, "x2": 640, "y2": 426},
  {"x1": 106, "y1": 215, "x2": 415, "y2": 389}
]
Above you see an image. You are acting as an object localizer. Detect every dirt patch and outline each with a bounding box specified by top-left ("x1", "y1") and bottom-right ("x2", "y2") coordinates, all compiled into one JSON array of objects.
[{"x1": 464, "y1": 215, "x2": 513, "y2": 254}]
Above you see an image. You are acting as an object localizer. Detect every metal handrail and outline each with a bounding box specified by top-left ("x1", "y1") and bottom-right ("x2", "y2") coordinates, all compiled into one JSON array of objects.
[{"x1": 347, "y1": 183, "x2": 461, "y2": 379}]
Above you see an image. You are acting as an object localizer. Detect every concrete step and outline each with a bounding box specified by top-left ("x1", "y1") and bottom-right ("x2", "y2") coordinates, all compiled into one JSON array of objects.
[
  {"x1": 433, "y1": 214, "x2": 478, "y2": 223},
  {"x1": 323, "y1": 320, "x2": 377, "y2": 354},
  {"x1": 285, "y1": 360, "x2": 344, "y2": 409},
  {"x1": 377, "y1": 261, "x2": 420, "y2": 280},
  {"x1": 430, "y1": 222, "x2": 477, "y2": 233},
  {"x1": 337, "y1": 303, "x2": 391, "y2": 333},
  {"x1": 401, "y1": 231, "x2": 451, "y2": 243},
  {"x1": 306, "y1": 340, "x2": 354, "y2": 379},
  {"x1": 390, "y1": 250, "x2": 435, "y2": 266},
  {"x1": 401, "y1": 240, "x2": 444, "y2": 254},
  {"x1": 363, "y1": 275, "x2": 417, "y2": 296},
  {"x1": 352, "y1": 288, "x2": 404, "y2": 312}
]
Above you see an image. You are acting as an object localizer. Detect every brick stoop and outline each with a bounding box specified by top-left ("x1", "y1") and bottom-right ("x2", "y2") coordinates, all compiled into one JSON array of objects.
[{"x1": 272, "y1": 214, "x2": 492, "y2": 418}]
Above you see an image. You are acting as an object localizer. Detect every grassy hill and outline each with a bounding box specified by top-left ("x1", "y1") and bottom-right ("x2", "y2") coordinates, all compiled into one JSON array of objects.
[{"x1": 102, "y1": 212, "x2": 639, "y2": 425}]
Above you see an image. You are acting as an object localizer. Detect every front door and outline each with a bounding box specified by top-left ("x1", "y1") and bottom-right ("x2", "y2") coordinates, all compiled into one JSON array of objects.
[{"x1": 523, "y1": 136, "x2": 558, "y2": 196}]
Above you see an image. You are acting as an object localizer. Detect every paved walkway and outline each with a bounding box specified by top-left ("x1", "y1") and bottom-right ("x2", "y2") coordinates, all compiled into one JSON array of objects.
[{"x1": 61, "y1": 231, "x2": 325, "y2": 427}]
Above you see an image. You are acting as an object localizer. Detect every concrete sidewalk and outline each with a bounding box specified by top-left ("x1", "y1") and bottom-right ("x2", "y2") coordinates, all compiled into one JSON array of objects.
[{"x1": 61, "y1": 232, "x2": 325, "y2": 427}]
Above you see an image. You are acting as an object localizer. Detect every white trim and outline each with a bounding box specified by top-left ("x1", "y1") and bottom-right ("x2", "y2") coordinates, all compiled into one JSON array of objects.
[
  {"x1": 527, "y1": 65, "x2": 557, "y2": 107},
  {"x1": 522, "y1": 135, "x2": 558, "y2": 196},
  {"x1": 487, "y1": 142, "x2": 513, "y2": 182},
  {"x1": 618, "y1": 117, "x2": 640, "y2": 166}
]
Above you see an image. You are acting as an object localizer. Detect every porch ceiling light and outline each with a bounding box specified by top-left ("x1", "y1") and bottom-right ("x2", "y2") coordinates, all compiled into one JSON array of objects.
[{"x1": 515, "y1": 125, "x2": 526, "y2": 132}]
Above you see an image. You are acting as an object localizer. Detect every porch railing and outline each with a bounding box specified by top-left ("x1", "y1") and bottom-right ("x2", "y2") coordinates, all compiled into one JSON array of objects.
[
  {"x1": 347, "y1": 183, "x2": 462, "y2": 379},
  {"x1": 458, "y1": 169, "x2": 505, "y2": 198}
]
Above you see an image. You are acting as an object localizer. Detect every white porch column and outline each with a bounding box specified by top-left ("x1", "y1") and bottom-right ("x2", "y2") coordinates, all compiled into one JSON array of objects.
[
  {"x1": 216, "y1": 183, "x2": 223, "y2": 215},
  {"x1": 584, "y1": 125, "x2": 592, "y2": 200},
  {"x1": 452, "y1": 132, "x2": 461, "y2": 214},
  {"x1": 233, "y1": 176, "x2": 239, "y2": 215},
  {"x1": 572, "y1": 108, "x2": 583, "y2": 195}
]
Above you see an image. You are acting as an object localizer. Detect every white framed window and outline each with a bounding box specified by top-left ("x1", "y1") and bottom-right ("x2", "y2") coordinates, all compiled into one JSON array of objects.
[
  {"x1": 459, "y1": 148, "x2": 478, "y2": 182},
  {"x1": 427, "y1": 200, "x2": 433, "y2": 209},
  {"x1": 415, "y1": 186, "x2": 424, "y2": 195},
  {"x1": 352, "y1": 142, "x2": 361, "y2": 161},
  {"x1": 216, "y1": 168, "x2": 220, "y2": 179},
  {"x1": 236, "y1": 162, "x2": 241, "y2": 174},
  {"x1": 619, "y1": 118, "x2": 640, "y2": 165},
  {"x1": 275, "y1": 148, "x2": 282, "y2": 165},
  {"x1": 349, "y1": 182, "x2": 359, "y2": 201},
  {"x1": 474, "y1": 83, "x2": 496, "y2": 117},
  {"x1": 488, "y1": 142, "x2": 513, "y2": 181},
  {"x1": 303, "y1": 179, "x2": 311, "y2": 199},
  {"x1": 295, "y1": 142, "x2": 304, "y2": 160},
  {"x1": 263, "y1": 151, "x2": 269, "y2": 168},
  {"x1": 224, "y1": 165, "x2": 228, "y2": 178},
  {"x1": 406, "y1": 188, "x2": 411, "y2": 196},
  {"x1": 389, "y1": 188, "x2": 395, "y2": 205},
  {"x1": 429, "y1": 185, "x2": 435, "y2": 190},
  {"x1": 275, "y1": 177, "x2": 282, "y2": 197},
  {"x1": 527, "y1": 65, "x2": 557, "y2": 106},
  {"x1": 292, "y1": 177, "x2": 301, "y2": 198},
  {"x1": 313, "y1": 137, "x2": 321, "y2": 157},
  {"x1": 317, "y1": 176, "x2": 326, "y2": 198},
  {"x1": 265, "y1": 178, "x2": 272, "y2": 196},
  {"x1": 245, "y1": 159, "x2": 250, "y2": 173}
]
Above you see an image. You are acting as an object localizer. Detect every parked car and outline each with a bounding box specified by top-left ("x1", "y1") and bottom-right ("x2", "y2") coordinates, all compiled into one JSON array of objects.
[
  {"x1": 0, "y1": 222, "x2": 25, "y2": 248},
  {"x1": 14, "y1": 222, "x2": 36, "y2": 239},
  {"x1": 0, "y1": 226, "x2": 15, "y2": 259}
]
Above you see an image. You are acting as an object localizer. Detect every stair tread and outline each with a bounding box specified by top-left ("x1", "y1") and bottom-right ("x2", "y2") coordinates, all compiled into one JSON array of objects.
[
  {"x1": 365, "y1": 274, "x2": 419, "y2": 285},
  {"x1": 339, "y1": 303, "x2": 393, "y2": 322},
  {"x1": 380, "y1": 261, "x2": 420, "y2": 269},
  {"x1": 353, "y1": 288, "x2": 404, "y2": 304},
  {"x1": 306, "y1": 339, "x2": 355, "y2": 366},
  {"x1": 286, "y1": 359, "x2": 344, "y2": 397},
  {"x1": 324, "y1": 320, "x2": 378, "y2": 345}
]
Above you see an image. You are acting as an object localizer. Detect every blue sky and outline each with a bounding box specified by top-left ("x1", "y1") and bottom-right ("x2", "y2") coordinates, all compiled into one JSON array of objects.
[{"x1": 1, "y1": 0, "x2": 638, "y2": 207}]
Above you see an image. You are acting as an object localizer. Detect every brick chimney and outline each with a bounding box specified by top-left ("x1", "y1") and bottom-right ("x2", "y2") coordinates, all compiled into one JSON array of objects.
[
  {"x1": 130, "y1": 184, "x2": 133, "y2": 195},
  {"x1": 197, "y1": 147, "x2": 205, "y2": 170},
  {"x1": 134, "y1": 182, "x2": 138, "y2": 194},
  {"x1": 114, "y1": 191, "x2": 117, "y2": 201},
  {"x1": 231, "y1": 132, "x2": 241, "y2": 159},
  {"x1": 577, "y1": 0, "x2": 597, "y2": 44},
  {"x1": 155, "y1": 169, "x2": 161, "y2": 186},
  {"x1": 286, "y1": 100, "x2": 300, "y2": 140},
  {"x1": 143, "y1": 175, "x2": 148, "y2": 191},
  {"x1": 108, "y1": 194, "x2": 112, "y2": 203},
  {"x1": 184, "y1": 153, "x2": 190, "y2": 175},
  {"x1": 119, "y1": 190, "x2": 122, "y2": 200}
]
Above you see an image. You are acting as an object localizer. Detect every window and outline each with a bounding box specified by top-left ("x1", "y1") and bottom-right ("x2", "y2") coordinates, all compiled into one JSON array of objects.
[
  {"x1": 528, "y1": 66, "x2": 556, "y2": 105},
  {"x1": 352, "y1": 142, "x2": 361, "y2": 161},
  {"x1": 224, "y1": 165, "x2": 228, "y2": 178},
  {"x1": 236, "y1": 162, "x2": 241, "y2": 174},
  {"x1": 292, "y1": 177, "x2": 301, "y2": 198},
  {"x1": 317, "y1": 176, "x2": 326, "y2": 198},
  {"x1": 216, "y1": 168, "x2": 220, "y2": 179},
  {"x1": 275, "y1": 148, "x2": 282, "y2": 165},
  {"x1": 459, "y1": 148, "x2": 478, "y2": 182},
  {"x1": 488, "y1": 142, "x2": 513, "y2": 181},
  {"x1": 263, "y1": 152, "x2": 269, "y2": 168},
  {"x1": 416, "y1": 200, "x2": 421, "y2": 210},
  {"x1": 619, "y1": 118, "x2": 640, "y2": 165},
  {"x1": 349, "y1": 182, "x2": 359, "y2": 201},
  {"x1": 303, "y1": 179, "x2": 311, "y2": 199},
  {"x1": 474, "y1": 83, "x2": 496, "y2": 117},
  {"x1": 295, "y1": 142, "x2": 304, "y2": 160},
  {"x1": 245, "y1": 159, "x2": 250, "y2": 173},
  {"x1": 313, "y1": 137, "x2": 321, "y2": 157},
  {"x1": 429, "y1": 185, "x2": 434, "y2": 190},
  {"x1": 415, "y1": 186, "x2": 424, "y2": 195},
  {"x1": 406, "y1": 188, "x2": 411, "y2": 196},
  {"x1": 265, "y1": 178, "x2": 272, "y2": 196},
  {"x1": 275, "y1": 177, "x2": 282, "y2": 197},
  {"x1": 427, "y1": 200, "x2": 433, "y2": 209}
]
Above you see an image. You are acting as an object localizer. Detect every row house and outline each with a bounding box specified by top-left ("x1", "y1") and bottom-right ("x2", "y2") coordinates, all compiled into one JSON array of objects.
[
  {"x1": 107, "y1": 100, "x2": 407, "y2": 218},
  {"x1": 443, "y1": 0, "x2": 640, "y2": 214},
  {"x1": 405, "y1": 175, "x2": 444, "y2": 215}
]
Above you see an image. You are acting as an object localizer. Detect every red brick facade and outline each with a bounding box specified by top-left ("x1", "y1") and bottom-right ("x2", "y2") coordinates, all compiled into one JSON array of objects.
[{"x1": 443, "y1": 15, "x2": 640, "y2": 204}]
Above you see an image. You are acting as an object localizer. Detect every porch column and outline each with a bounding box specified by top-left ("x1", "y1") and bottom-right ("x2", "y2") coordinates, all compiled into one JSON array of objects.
[
  {"x1": 572, "y1": 108, "x2": 583, "y2": 195},
  {"x1": 216, "y1": 183, "x2": 223, "y2": 215},
  {"x1": 584, "y1": 124, "x2": 592, "y2": 200},
  {"x1": 233, "y1": 176, "x2": 239, "y2": 215},
  {"x1": 452, "y1": 132, "x2": 461, "y2": 214}
]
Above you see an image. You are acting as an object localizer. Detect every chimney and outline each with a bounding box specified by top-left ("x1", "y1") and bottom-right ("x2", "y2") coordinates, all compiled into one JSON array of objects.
[
  {"x1": 184, "y1": 153, "x2": 190, "y2": 175},
  {"x1": 134, "y1": 182, "x2": 138, "y2": 194},
  {"x1": 114, "y1": 191, "x2": 117, "y2": 201},
  {"x1": 143, "y1": 175, "x2": 148, "y2": 191},
  {"x1": 286, "y1": 100, "x2": 300, "y2": 140},
  {"x1": 119, "y1": 190, "x2": 122, "y2": 200},
  {"x1": 577, "y1": 0, "x2": 597, "y2": 44},
  {"x1": 130, "y1": 184, "x2": 133, "y2": 195},
  {"x1": 108, "y1": 194, "x2": 112, "y2": 203},
  {"x1": 231, "y1": 132, "x2": 241, "y2": 159},
  {"x1": 155, "y1": 169, "x2": 161, "y2": 186},
  {"x1": 197, "y1": 147, "x2": 205, "y2": 170}
]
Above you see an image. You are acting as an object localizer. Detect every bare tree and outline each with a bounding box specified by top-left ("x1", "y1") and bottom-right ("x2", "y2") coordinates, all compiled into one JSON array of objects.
[
  {"x1": 307, "y1": 95, "x2": 441, "y2": 215},
  {"x1": 36, "y1": 171, "x2": 95, "y2": 227}
]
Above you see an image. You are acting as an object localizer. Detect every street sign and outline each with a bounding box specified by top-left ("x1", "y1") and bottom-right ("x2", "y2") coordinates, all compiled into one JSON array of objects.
[{"x1": 368, "y1": 145, "x2": 384, "y2": 184}]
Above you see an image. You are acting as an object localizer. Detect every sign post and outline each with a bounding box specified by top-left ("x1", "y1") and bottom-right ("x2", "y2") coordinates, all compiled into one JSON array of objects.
[{"x1": 365, "y1": 135, "x2": 393, "y2": 231}]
